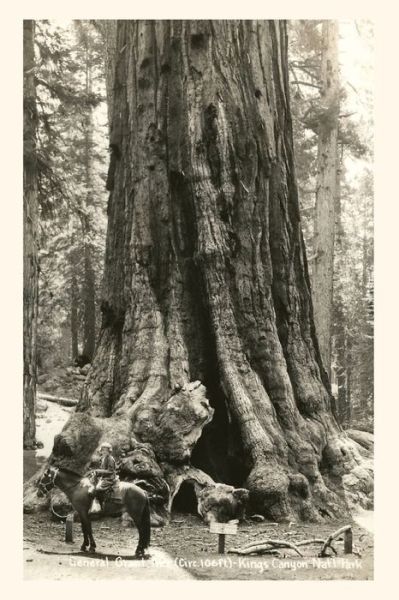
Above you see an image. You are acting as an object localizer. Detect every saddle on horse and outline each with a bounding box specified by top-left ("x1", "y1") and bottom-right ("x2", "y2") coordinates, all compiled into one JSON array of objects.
[
  {"x1": 88, "y1": 450, "x2": 118, "y2": 514},
  {"x1": 88, "y1": 474, "x2": 118, "y2": 514}
]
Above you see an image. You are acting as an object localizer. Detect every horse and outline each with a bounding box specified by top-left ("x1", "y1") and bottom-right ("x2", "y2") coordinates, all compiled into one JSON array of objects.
[{"x1": 37, "y1": 465, "x2": 151, "y2": 557}]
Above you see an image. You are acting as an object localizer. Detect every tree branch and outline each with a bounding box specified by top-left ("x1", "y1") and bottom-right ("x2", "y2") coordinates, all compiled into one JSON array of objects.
[{"x1": 291, "y1": 80, "x2": 321, "y2": 90}]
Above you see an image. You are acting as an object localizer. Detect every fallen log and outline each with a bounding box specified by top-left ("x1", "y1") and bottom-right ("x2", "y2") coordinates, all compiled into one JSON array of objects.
[{"x1": 37, "y1": 393, "x2": 78, "y2": 408}]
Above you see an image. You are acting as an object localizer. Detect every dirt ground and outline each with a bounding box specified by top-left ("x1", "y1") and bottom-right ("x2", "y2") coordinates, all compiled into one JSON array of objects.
[{"x1": 24, "y1": 510, "x2": 373, "y2": 580}]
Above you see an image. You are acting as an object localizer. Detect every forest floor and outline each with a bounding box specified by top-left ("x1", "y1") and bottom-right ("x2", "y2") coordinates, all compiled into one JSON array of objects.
[{"x1": 23, "y1": 511, "x2": 373, "y2": 580}]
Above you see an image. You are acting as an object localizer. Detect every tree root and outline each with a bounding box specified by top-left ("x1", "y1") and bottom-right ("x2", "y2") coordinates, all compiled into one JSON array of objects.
[
  {"x1": 296, "y1": 539, "x2": 325, "y2": 547},
  {"x1": 228, "y1": 527, "x2": 354, "y2": 558},
  {"x1": 228, "y1": 547, "x2": 282, "y2": 556},
  {"x1": 228, "y1": 539, "x2": 304, "y2": 557}
]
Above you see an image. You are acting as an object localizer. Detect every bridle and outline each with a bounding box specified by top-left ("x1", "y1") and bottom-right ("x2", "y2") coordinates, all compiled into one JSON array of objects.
[
  {"x1": 38, "y1": 466, "x2": 83, "y2": 521},
  {"x1": 38, "y1": 465, "x2": 84, "y2": 496},
  {"x1": 38, "y1": 467, "x2": 59, "y2": 495}
]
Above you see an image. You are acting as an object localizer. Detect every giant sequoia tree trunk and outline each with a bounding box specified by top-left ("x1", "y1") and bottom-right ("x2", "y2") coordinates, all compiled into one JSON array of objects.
[
  {"x1": 23, "y1": 20, "x2": 38, "y2": 449},
  {"x1": 312, "y1": 21, "x2": 340, "y2": 376},
  {"x1": 25, "y1": 20, "x2": 373, "y2": 521}
]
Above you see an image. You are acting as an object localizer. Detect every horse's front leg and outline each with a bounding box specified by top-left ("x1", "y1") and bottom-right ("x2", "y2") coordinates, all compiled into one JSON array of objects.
[
  {"x1": 79, "y1": 511, "x2": 96, "y2": 552},
  {"x1": 86, "y1": 518, "x2": 96, "y2": 553},
  {"x1": 79, "y1": 516, "x2": 90, "y2": 552}
]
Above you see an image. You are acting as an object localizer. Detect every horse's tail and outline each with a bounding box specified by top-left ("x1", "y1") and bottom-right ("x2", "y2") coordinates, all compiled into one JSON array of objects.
[{"x1": 139, "y1": 496, "x2": 151, "y2": 549}]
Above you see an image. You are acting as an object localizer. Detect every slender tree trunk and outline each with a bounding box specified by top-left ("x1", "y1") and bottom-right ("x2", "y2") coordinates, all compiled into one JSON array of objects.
[
  {"x1": 360, "y1": 195, "x2": 370, "y2": 412},
  {"x1": 312, "y1": 21, "x2": 340, "y2": 377},
  {"x1": 95, "y1": 20, "x2": 117, "y2": 126},
  {"x1": 346, "y1": 335, "x2": 353, "y2": 426},
  {"x1": 70, "y1": 247, "x2": 79, "y2": 361},
  {"x1": 362, "y1": 226, "x2": 368, "y2": 296},
  {"x1": 23, "y1": 20, "x2": 38, "y2": 449},
  {"x1": 336, "y1": 329, "x2": 349, "y2": 428},
  {"x1": 337, "y1": 358, "x2": 347, "y2": 425},
  {"x1": 82, "y1": 238, "x2": 96, "y2": 360},
  {"x1": 71, "y1": 284, "x2": 79, "y2": 360},
  {"x1": 82, "y1": 38, "x2": 96, "y2": 361},
  {"x1": 94, "y1": 19, "x2": 118, "y2": 197},
  {"x1": 26, "y1": 21, "x2": 372, "y2": 522},
  {"x1": 332, "y1": 144, "x2": 347, "y2": 425}
]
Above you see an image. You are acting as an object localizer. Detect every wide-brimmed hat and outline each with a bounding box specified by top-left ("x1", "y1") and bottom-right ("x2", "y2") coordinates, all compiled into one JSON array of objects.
[{"x1": 100, "y1": 442, "x2": 112, "y2": 450}]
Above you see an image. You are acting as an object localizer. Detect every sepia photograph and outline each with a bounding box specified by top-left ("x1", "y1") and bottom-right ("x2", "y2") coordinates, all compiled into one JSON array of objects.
[{"x1": 22, "y1": 15, "x2": 375, "y2": 582}]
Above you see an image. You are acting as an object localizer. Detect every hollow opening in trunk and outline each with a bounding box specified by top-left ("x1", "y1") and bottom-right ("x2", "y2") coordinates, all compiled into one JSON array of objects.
[
  {"x1": 172, "y1": 480, "x2": 198, "y2": 514},
  {"x1": 191, "y1": 397, "x2": 249, "y2": 488},
  {"x1": 186, "y1": 275, "x2": 250, "y2": 487}
]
